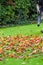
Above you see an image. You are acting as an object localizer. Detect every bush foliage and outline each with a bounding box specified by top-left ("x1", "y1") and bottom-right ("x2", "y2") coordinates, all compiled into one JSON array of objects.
[{"x1": 0, "y1": 0, "x2": 37, "y2": 25}]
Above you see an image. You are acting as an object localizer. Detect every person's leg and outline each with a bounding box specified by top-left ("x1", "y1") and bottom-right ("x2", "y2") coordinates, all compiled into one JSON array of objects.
[
  {"x1": 37, "y1": 14, "x2": 41, "y2": 26},
  {"x1": 37, "y1": 7, "x2": 41, "y2": 27}
]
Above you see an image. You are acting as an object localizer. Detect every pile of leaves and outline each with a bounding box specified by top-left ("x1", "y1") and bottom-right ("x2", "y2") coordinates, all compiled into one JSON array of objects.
[{"x1": 0, "y1": 35, "x2": 43, "y2": 60}]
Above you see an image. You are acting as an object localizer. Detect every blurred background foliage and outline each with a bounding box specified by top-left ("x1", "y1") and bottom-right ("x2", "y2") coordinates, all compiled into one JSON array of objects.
[{"x1": 0, "y1": 0, "x2": 37, "y2": 25}]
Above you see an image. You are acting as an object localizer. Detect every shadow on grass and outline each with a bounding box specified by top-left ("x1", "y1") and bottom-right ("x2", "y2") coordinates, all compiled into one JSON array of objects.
[{"x1": 0, "y1": 20, "x2": 37, "y2": 29}]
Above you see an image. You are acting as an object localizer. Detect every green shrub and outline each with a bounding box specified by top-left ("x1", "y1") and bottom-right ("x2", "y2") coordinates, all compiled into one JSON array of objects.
[{"x1": 0, "y1": 0, "x2": 37, "y2": 25}]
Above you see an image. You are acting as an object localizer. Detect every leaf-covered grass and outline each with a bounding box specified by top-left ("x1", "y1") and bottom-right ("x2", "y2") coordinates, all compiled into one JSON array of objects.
[{"x1": 0, "y1": 23, "x2": 43, "y2": 65}]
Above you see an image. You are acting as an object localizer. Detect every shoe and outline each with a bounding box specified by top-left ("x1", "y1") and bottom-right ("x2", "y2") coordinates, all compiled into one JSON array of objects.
[
  {"x1": 37, "y1": 24, "x2": 40, "y2": 27},
  {"x1": 41, "y1": 30, "x2": 43, "y2": 33}
]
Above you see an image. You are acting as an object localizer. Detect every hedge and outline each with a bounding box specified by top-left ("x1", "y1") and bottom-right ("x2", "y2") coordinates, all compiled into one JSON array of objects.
[{"x1": 0, "y1": 0, "x2": 37, "y2": 25}]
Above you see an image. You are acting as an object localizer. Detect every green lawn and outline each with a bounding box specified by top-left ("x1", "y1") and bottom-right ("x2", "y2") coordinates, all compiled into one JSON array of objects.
[
  {"x1": 0, "y1": 23, "x2": 43, "y2": 36},
  {"x1": 0, "y1": 56, "x2": 43, "y2": 65},
  {"x1": 0, "y1": 23, "x2": 43, "y2": 65}
]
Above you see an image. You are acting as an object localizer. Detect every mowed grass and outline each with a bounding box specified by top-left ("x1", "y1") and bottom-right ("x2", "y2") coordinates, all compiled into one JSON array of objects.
[
  {"x1": 0, "y1": 23, "x2": 43, "y2": 65},
  {"x1": 0, "y1": 56, "x2": 43, "y2": 65},
  {"x1": 0, "y1": 23, "x2": 43, "y2": 36}
]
